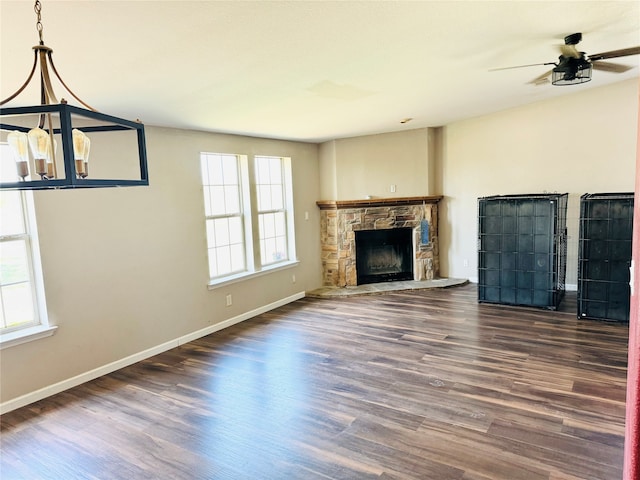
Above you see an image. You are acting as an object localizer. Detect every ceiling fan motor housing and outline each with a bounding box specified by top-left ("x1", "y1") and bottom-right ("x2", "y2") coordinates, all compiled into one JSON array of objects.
[{"x1": 564, "y1": 32, "x2": 583, "y2": 45}]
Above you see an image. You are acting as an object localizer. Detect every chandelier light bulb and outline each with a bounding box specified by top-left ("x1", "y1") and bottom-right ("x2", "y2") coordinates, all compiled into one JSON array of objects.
[
  {"x1": 7, "y1": 130, "x2": 30, "y2": 180},
  {"x1": 72, "y1": 128, "x2": 86, "y2": 159},
  {"x1": 72, "y1": 128, "x2": 89, "y2": 178},
  {"x1": 47, "y1": 138, "x2": 57, "y2": 178},
  {"x1": 27, "y1": 127, "x2": 51, "y2": 178},
  {"x1": 83, "y1": 135, "x2": 91, "y2": 178}
]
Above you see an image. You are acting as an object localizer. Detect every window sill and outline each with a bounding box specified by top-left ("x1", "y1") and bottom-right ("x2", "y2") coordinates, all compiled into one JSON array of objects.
[
  {"x1": 0, "y1": 324, "x2": 58, "y2": 350},
  {"x1": 208, "y1": 260, "x2": 300, "y2": 290}
]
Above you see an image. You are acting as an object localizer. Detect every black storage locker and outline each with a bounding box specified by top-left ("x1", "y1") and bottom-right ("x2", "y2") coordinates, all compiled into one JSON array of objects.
[
  {"x1": 578, "y1": 193, "x2": 634, "y2": 322},
  {"x1": 478, "y1": 193, "x2": 568, "y2": 309}
]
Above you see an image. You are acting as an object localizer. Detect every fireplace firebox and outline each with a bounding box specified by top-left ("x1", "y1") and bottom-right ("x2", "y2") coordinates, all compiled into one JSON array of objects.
[{"x1": 355, "y1": 228, "x2": 413, "y2": 285}]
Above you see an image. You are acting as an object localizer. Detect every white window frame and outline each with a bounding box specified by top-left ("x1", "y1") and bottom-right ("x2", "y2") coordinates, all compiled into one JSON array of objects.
[
  {"x1": 0, "y1": 189, "x2": 55, "y2": 350},
  {"x1": 254, "y1": 155, "x2": 295, "y2": 267},
  {"x1": 200, "y1": 152, "x2": 297, "y2": 288},
  {"x1": 201, "y1": 153, "x2": 252, "y2": 279}
]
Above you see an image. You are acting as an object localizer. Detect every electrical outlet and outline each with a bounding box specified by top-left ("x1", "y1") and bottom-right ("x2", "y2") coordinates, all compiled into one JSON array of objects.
[
  {"x1": 390, "y1": 184, "x2": 396, "y2": 193},
  {"x1": 304, "y1": 211, "x2": 309, "y2": 221},
  {"x1": 292, "y1": 274, "x2": 296, "y2": 283},
  {"x1": 225, "y1": 294, "x2": 232, "y2": 306},
  {"x1": 463, "y1": 259, "x2": 469, "y2": 267}
]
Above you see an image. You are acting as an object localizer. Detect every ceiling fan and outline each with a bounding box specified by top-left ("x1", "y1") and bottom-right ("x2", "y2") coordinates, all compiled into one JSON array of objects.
[{"x1": 492, "y1": 33, "x2": 640, "y2": 86}]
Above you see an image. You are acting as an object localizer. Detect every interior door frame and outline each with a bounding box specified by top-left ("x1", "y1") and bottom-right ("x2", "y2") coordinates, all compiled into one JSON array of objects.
[{"x1": 623, "y1": 87, "x2": 640, "y2": 480}]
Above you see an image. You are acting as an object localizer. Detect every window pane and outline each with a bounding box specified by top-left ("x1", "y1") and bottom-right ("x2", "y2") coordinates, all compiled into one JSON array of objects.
[
  {"x1": 208, "y1": 249, "x2": 218, "y2": 277},
  {"x1": 0, "y1": 240, "x2": 30, "y2": 285},
  {"x1": 261, "y1": 238, "x2": 268, "y2": 262},
  {"x1": 271, "y1": 188, "x2": 284, "y2": 210},
  {"x1": 216, "y1": 246, "x2": 232, "y2": 274},
  {"x1": 209, "y1": 186, "x2": 226, "y2": 216},
  {"x1": 263, "y1": 213, "x2": 276, "y2": 238},
  {"x1": 259, "y1": 209, "x2": 288, "y2": 266},
  {"x1": 269, "y1": 158, "x2": 282, "y2": 183},
  {"x1": 206, "y1": 220, "x2": 216, "y2": 249},
  {"x1": 214, "y1": 218, "x2": 230, "y2": 246},
  {"x1": 221, "y1": 155, "x2": 238, "y2": 184},
  {"x1": 228, "y1": 216, "x2": 243, "y2": 244},
  {"x1": 264, "y1": 238, "x2": 277, "y2": 263},
  {"x1": 230, "y1": 243, "x2": 245, "y2": 271},
  {"x1": 205, "y1": 155, "x2": 224, "y2": 185},
  {"x1": 258, "y1": 185, "x2": 271, "y2": 211},
  {"x1": 1, "y1": 282, "x2": 34, "y2": 329},
  {"x1": 208, "y1": 217, "x2": 238, "y2": 276},
  {"x1": 224, "y1": 186, "x2": 240, "y2": 214},
  {"x1": 256, "y1": 157, "x2": 271, "y2": 183},
  {"x1": 202, "y1": 154, "x2": 242, "y2": 218},
  {"x1": 255, "y1": 156, "x2": 284, "y2": 213},
  {"x1": 0, "y1": 143, "x2": 19, "y2": 183},
  {"x1": 274, "y1": 211, "x2": 286, "y2": 236},
  {"x1": 275, "y1": 237, "x2": 287, "y2": 260},
  {"x1": 0, "y1": 192, "x2": 26, "y2": 236},
  {"x1": 203, "y1": 186, "x2": 213, "y2": 217}
]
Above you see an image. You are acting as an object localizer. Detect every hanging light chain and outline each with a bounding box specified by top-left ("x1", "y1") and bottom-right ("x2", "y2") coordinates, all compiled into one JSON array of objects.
[
  {"x1": 34, "y1": 0, "x2": 44, "y2": 44},
  {"x1": 2, "y1": 0, "x2": 98, "y2": 111}
]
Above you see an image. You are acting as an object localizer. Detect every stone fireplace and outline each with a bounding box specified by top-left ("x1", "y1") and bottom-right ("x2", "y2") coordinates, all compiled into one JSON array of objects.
[{"x1": 316, "y1": 196, "x2": 442, "y2": 287}]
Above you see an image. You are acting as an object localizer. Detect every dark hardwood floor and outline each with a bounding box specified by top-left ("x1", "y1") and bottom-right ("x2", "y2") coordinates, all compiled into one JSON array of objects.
[{"x1": 0, "y1": 284, "x2": 629, "y2": 480}]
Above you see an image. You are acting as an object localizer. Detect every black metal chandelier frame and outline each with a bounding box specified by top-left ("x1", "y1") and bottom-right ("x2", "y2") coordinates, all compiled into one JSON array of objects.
[{"x1": 0, "y1": 0, "x2": 149, "y2": 191}]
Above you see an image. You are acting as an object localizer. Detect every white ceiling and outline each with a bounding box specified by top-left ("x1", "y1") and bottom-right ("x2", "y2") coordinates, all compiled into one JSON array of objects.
[{"x1": 1, "y1": 1, "x2": 639, "y2": 143}]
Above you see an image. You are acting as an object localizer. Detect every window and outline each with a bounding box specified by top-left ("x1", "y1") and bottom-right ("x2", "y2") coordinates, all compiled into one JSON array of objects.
[
  {"x1": 0, "y1": 143, "x2": 51, "y2": 346},
  {"x1": 0, "y1": 191, "x2": 38, "y2": 331},
  {"x1": 201, "y1": 153, "x2": 249, "y2": 278},
  {"x1": 200, "y1": 152, "x2": 296, "y2": 284},
  {"x1": 255, "y1": 156, "x2": 289, "y2": 266}
]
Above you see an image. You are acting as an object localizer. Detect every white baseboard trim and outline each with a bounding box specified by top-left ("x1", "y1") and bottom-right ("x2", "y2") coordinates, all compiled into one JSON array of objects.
[{"x1": 0, "y1": 291, "x2": 306, "y2": 415}]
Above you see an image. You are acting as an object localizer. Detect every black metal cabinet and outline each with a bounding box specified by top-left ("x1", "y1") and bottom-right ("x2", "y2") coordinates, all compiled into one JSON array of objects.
[
  {"x1": 478, "y1": 194, "x2": 568, "y2": 309},
  {"x1": 578, "y1": 193, "x2": 634, "y2": 322}
]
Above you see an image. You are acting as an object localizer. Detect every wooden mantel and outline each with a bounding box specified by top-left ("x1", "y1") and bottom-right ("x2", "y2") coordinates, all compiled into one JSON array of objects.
[{"x1": 316, "y1": 195, "x2": 443, "y2": 210}]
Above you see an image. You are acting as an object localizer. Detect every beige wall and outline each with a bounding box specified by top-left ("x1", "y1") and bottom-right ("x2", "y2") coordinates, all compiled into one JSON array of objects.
[
  {"x1": 0, "y1": 126, "x2": 322, "y2": 407},
  {"x1": 3, "y1": 79, "x2": 638, "y2": 410},
  {"x1": 441, "y1": 79, "x2": 639, "y2": 285},
  {"x1": 319, "y1": 128, "x2": 433, "y2": 200},
  {"x1": 318, "y1": 79, "x2": 638, "y2": 287}
]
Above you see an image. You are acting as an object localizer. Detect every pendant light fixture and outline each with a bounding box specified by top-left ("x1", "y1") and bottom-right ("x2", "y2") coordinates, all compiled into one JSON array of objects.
[{"x1": 0, "y1": 0, "x2": 148, "y2": 190}]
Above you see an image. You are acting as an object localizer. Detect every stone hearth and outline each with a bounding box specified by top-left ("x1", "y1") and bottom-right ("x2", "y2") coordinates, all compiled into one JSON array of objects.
[{"x1": 317, "y1": 196, "x2": 442, "y2": 287}]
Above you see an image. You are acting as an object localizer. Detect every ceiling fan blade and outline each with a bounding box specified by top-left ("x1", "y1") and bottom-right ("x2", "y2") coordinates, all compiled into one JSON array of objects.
[
  {"x1": 588, "y1": 46, "x2": 640, "y2": 61},
  {"x1": 489, "y1": 62, "x2": 555, "y2": 72},
  {"x1": 528, "y1": 70, "x2": 553, "y2": 85},
  {"x1": 560, "y1": 44, "x2": 581, "y2": 58},
  {"x1": 592, "y1": 61, "x2": 633, "y2": 73}
]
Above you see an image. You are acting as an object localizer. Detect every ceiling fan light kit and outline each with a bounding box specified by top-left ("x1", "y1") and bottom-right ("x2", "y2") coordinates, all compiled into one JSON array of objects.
[
  {"x1": 552, "y1": 57, "x2": 593, "y2": 86},
  {"x1": 0, "y1": 0, "x2": 149, "y2": 191}
]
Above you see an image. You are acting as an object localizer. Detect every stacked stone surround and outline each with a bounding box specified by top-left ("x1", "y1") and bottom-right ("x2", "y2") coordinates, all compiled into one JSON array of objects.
[{"x1": 317, "y1": 196, "x2": 442, "y2": 287}]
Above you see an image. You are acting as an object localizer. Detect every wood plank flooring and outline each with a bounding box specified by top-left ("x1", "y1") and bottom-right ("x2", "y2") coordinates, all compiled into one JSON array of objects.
[{"x1": 0, "y1": 284, "x2": 629, "y2": 480}]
